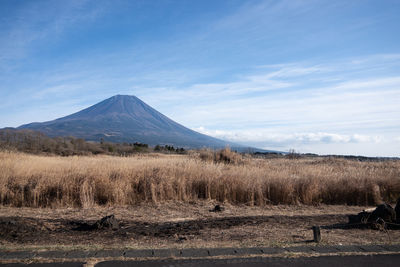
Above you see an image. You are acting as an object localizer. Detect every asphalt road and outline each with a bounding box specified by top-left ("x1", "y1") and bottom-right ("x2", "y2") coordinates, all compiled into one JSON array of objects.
[
  {"x1": 96, "y1": 254, "x2": 400, "y2": 267},
  {"x1": 1, "y1": 254, "x2": 399, "y2": 267}
]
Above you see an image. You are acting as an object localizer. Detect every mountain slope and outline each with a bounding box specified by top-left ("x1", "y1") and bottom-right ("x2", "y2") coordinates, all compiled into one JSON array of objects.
[{"x1": 18, "y1": 95, "x2": 239, "y2": 149}]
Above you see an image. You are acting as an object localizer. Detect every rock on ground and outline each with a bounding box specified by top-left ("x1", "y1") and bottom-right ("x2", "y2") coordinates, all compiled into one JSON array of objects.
[
  {"x1": 94, "y1": 215, "x2": 119, "y2": 230},
  {"x1": 370, "y1": 204, "x2": 396, "y2": 223}
]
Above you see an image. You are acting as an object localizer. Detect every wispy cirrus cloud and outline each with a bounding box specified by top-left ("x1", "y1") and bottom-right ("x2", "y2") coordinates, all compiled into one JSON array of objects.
[
  {"x1": 142, "y1": 54, "x2": 400, "y2": 131},
  {"x1": 133, "y1": 54, "x2": 400, "y2": 156}
]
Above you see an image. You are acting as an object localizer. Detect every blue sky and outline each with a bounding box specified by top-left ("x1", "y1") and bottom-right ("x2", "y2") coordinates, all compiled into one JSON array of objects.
[{"x1": 1, "y1": 0, "x2": 400, "y2": 156}]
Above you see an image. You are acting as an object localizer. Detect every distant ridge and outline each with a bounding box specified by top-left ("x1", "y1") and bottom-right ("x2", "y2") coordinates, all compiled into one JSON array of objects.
[{"x1": 18, "y1": 95, "x2": 263, "y2": 151}]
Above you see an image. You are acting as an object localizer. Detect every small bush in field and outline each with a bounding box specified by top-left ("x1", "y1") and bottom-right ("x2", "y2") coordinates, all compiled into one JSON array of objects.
[
  {"x1": 199, "y1": 149, "x2": 214, "y2": 163},
  {"x1": 198, "y1": 148, "x2": 242, "y2": 165},
  {"x1": 215, "y1": 147, "x2": 242, "y2": 164}
]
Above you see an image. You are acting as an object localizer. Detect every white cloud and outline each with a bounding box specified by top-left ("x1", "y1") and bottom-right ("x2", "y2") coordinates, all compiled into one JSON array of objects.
[
  {"x1": 254, "y1": 64, "x2": 326, "y2": 79},
  {"x1": 194, "y1": 127, "x2": 382, "y2": 145}
]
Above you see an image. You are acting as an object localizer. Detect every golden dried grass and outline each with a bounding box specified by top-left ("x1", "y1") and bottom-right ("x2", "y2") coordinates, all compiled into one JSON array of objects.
[{"x1": 0, "y1": 150, "x2": 399, "y2": 208}]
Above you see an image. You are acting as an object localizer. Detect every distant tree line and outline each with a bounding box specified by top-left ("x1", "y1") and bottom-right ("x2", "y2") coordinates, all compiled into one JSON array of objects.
[
  {"x1": 154, "y1": 144, "x2": 186, "y2": 154},
  {"x1": 253, "y1": 150, "x2": 397, "y2": 162},
  {"x1": 0, "y1": 129, "x2": 153, "y2": 156}
]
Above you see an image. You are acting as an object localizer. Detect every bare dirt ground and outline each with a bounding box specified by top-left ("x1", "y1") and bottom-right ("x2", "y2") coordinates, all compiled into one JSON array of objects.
[{"x1": 1, "y1": 201, "x2": 399, "y2": 251}]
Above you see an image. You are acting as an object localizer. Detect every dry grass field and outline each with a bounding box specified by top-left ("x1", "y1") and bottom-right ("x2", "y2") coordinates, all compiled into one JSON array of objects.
[
  {"x1": 1, "y1": 150, "x2": 400, "y2": 250},
  {"x1": 0, "y1": 150, "x2": 399, "y2": 208}
]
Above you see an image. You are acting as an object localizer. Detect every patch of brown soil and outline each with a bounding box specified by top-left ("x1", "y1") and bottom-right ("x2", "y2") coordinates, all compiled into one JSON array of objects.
[{"x1": 0, "y1": 202, "x2": 399, "y2": 249}]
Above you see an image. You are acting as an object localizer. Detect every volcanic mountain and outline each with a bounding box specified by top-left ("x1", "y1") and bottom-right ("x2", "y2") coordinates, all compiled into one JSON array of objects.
[{"x1": 18, "y1": 95, "x2": 240, "y2": 149}]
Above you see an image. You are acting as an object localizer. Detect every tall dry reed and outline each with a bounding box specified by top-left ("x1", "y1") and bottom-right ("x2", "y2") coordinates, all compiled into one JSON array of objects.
[{"x1": 0, "y1": 151, "x2": 399, "y2": 208}]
